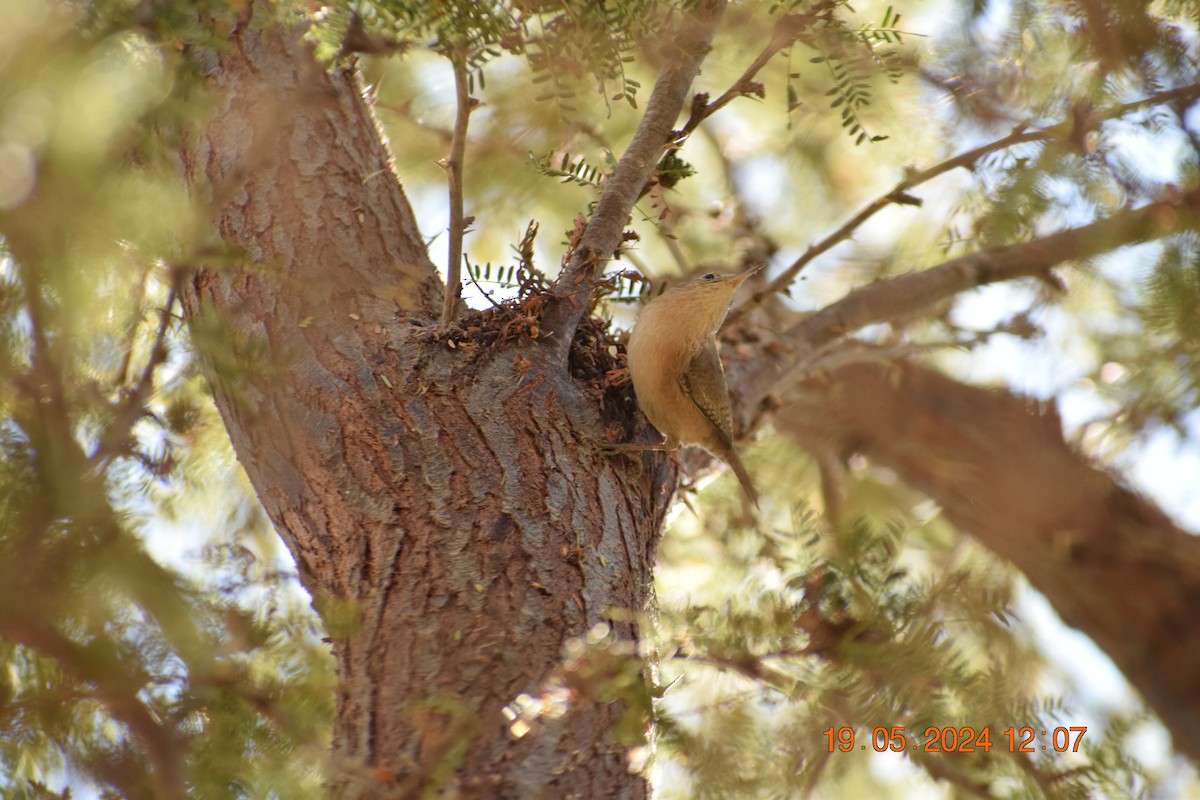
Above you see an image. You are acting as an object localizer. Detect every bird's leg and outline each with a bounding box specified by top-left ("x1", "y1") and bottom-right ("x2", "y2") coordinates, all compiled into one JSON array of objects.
[
  {"x1": 597, "y1": 438, "x2": 674, "y2": 453},
  {"x1": 593, "y1": 435, "x2": 683, "y2": 466}
]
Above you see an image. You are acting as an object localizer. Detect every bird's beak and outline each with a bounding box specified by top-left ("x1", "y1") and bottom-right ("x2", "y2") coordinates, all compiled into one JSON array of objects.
[{"x1": 728, "y1": 263, "x2": 765, "y2": 287}]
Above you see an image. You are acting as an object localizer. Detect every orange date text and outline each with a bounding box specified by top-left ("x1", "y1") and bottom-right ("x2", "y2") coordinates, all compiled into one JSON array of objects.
[{"x1": 822, "y1": 725, "x2": 1087, "y2": 754}]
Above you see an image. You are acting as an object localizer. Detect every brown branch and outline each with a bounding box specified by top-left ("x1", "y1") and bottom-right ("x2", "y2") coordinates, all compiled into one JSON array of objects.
[
  {"x1": 441, "y1": 53, "x2": 474, "y2": 326},
  {"x1": 674, "y1": 653, "x2": 799, "y2": 694},
  {"x1": 776, "y1": 359, "x2": 1200, "y2": 762},
  {"x1": 1108, "y1": 81, "x2": 1200, "y2": 116},
  {"x1": 547, "y1": 0, "x2": 727, "y2": 344},
  {"x1": 727, "y1": 127, "x2": 1043, "y2": 323},
  {"x1": 729, "y1": 81, "x2": 1200, "y2": 323},
  {"x1": 728, "y1": 189, "x2": 1200, "y2": 461},
  {"x1": 632, "y1": 11, "x2": 823, "y2": 281},
  {"x1": 784, "y1": 188, "x2": 1200, "y2": 357}
]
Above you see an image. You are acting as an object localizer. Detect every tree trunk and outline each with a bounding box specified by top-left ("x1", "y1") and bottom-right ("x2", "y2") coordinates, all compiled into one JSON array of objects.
[{"x1": 181, "y1": 14, "x2": 670, "y2": 798}]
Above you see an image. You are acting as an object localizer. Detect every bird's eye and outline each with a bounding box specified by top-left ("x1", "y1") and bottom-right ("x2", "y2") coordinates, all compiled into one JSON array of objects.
[{"x1": 702, "y1": 273, "x2": 716, "y2": 281}]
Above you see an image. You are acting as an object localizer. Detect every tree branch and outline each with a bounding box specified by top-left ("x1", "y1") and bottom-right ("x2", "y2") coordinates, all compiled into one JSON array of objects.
[
  {"x1": 728, "y1": 189, "x2": 1200, "y2": 459},
  {"x1": 675, "y1": 10, "x2": 827, "y2": 140},
  {"x1": 776, "y1": 359, "x2": 1200, "y2": 762},
  {"x1": 441, "y1": 53, "x2": 474, "y2": 326},
  {"x1": 728, "y1": 81, "x2": 1200, "y2": 323},
  {"x1": 548, "y1": 0, "x2": 727, "y2": 345},
  {"x1": 784, "y1": 188, "x2": 1200, "y2": 358},
  {"x1": 95, "y1": 284, "x2": 178, "y2": 468}
]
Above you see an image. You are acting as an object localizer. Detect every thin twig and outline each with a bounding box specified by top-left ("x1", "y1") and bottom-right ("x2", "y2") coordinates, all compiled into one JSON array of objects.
[
  {"x1": 674, "y1": 653, "x2": 802, "y2": 695},
  {"x1": 658, "y1": 215, "x2": 692, "y2": 273},
  {"x1": 441, "y1": 53, "x2": 474, "y2": 327},
  {"x1": 464, "y1": 262, "x2": 501, "y2": 309},
  {"x1": 94, "y1": 285, "x2": 179, "y2": 468},
  {"x1": 780, "y1": 334, "x2": 1002, "y2": 395},
  {"x1": 575, "y1": 7, "x2": 812, "y2": 290},
  {"x1": 134, "y1": 285, "x2": 177, "y2": 398},
  {"x1": 696, "y1": 124, "x2": 738, "y2": 200},
  {"x1": 728, "y1": 80, "x2": 1200, "y2": 324},
  {"x1": 635, "y1": 10, "x2": 823, "y2": 278},
  {"x1": 677, "y1": 11, "x2": 826, "y2": 140},
  {"x1": 115, "y1": 265, "x2": 152, "y2": 387}
]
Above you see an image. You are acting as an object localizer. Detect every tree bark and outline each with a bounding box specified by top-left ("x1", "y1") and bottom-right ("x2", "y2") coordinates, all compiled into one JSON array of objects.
[
  {"x1": 180, "y1": 13, "x2": 675, "y2": 798},
  {"x1": 778, "y1": 360, "x2": 1200, "y2": 761}
]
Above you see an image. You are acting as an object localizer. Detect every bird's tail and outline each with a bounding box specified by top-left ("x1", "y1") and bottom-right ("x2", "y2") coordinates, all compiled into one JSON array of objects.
[{"x1": 724, "y1": 445, "x2": 759, "y2": 509}]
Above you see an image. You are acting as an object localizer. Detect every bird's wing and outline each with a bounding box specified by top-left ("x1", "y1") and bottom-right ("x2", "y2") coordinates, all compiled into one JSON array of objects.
[
  {"x1": 679, "y1": 336, "x2": 736, "y2": 447},
  {"x1": 680, "y1": 337, "x2": 760, "y2": 508}
]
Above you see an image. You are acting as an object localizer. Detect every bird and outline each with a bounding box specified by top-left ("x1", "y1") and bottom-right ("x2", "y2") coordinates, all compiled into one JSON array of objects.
[{"x1": 608, "y1": 265, "x2": 761, "y2": 506}]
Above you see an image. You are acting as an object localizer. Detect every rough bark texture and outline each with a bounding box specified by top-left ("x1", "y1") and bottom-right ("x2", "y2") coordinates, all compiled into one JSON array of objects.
[
  {"x1": 180, "y1": 14, "x2": 673, "y2": 799},
  {"x1": 778, "y1": 360, "x2": 1200, "y2": 761}
]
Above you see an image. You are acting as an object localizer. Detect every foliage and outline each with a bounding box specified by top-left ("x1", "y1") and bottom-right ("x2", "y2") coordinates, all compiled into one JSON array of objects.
[
  {"x1": 0, "y1": 2, "x2": 331, "y2": 797},
  {"x1": 1086, "y1": 233, "x2": 1200, "y2": 439},
  {"x1": 312, "y1": 0, "x2": 671, "y2": 115},
  {"x1": 650, "y1": 468, "x2": 1147, "y2": 798},
  {"x1": 800, "y1": 4, "x2": 907, "y2": 144},
  {"x1": 925, "y1": 0, "x2": 1200, "y2": 459},
  {"x1": 532, "y1": 150, "x2": 613, "y2": 190}
]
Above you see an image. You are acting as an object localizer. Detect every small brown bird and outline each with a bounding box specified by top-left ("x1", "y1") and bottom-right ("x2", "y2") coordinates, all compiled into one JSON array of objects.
[{"x1": 612, "y1": 265, "x2": 761, "y2": 506}]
